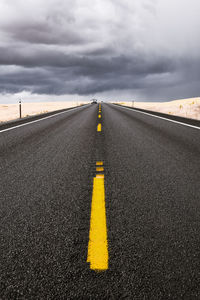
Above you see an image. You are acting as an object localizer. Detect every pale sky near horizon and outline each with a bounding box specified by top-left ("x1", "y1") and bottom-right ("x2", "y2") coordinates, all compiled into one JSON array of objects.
[{"x1": 0, "y1": 0, "x2": 200, "y2": 103}]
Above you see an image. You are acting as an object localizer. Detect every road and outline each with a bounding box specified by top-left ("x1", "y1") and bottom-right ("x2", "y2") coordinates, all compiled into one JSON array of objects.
[{"x1": 0, "y1": 103, "x2": 200, "y2": 299}]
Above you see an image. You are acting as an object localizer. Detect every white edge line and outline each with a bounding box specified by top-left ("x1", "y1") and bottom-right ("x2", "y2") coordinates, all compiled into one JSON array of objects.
[
  {"x1": 0, "y1": 105, "x2": 89, "y2": 133},
  {"x1": 114, "y1": 104, "x2": 200, "y2": 130}
]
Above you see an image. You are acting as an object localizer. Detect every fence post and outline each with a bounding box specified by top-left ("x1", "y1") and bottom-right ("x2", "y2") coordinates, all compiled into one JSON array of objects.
[{"x1": 19, "y1": 100, "x2": 22, "y2": 119}]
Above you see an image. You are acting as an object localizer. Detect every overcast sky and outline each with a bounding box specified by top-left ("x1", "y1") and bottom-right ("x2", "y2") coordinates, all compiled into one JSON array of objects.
[{"x1": 0, "y1": 0, "x2": 200, "y2": 103}]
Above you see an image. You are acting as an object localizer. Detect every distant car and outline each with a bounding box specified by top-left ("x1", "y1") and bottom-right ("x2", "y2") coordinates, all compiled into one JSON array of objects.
[{"x1": 91, "y1": 99, "x2": 97, "y2": 104}]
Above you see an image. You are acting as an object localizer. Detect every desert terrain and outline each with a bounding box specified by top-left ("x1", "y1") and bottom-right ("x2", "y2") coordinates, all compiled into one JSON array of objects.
[
  {"x1": 0, "y1": 98, "x2": 200, "y2": 122},
  {"x1": 118, "y1": 97, "x2": 200, "y2": 120},
  {"x1": 0, "y1": 101, "x2": 88, "y2": 122}
]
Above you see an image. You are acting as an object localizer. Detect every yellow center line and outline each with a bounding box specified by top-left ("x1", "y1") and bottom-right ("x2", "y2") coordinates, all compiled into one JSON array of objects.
[
  {"x1": 98, "y1": 114, "x2": 101, "y2": 118},
  {"x1": 96, "y1": 167, "x2": 104, "y2": 172},
  {"x1": 87, "y1": 174, "x2": 108, "y2": 271},
  {"x1": 97, "y1": 123, "x2": 102, "y2": 132},
  {"x1": 96, "y1": 161, "x2": 103, "y2": 166},
  {"x1": 96, "y1": 174, "x2": 104, "y2": 178}
]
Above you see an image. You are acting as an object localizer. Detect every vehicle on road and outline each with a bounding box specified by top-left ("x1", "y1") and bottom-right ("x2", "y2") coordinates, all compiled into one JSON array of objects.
[{"x1": 91, "y1": 99, "x2": 97, "y2": 104}]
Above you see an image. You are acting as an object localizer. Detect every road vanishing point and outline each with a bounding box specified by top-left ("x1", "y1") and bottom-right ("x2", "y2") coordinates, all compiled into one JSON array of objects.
[{"x1": 0, "y1": 103, "x2": 200, "y2": 299}]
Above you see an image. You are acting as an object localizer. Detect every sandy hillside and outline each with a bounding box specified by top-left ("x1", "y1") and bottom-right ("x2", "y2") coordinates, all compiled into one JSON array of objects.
[
  {"x1": 0, "y1": 101, "x2": 88, "y2": 122},
  {"x1": 118, "y1": 97, "x2": 200, "y2": 120}
]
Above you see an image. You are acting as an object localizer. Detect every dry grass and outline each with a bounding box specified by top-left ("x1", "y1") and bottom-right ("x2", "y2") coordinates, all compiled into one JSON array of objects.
[
  {"x1": 0, "y1": 101, "x2": 89, "y2": 122},
  {"x1": 116, "y1": 97, "x2": 200, "y2": 120}
]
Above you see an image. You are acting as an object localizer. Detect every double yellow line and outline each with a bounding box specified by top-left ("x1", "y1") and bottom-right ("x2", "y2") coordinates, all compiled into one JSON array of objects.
[{"x1": 87, "y1": 105, "x2": 108, "y2": 271}]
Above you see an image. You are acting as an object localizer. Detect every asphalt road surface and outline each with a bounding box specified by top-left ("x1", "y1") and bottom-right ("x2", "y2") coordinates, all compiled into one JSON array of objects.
[{"x1": 0, "y1": 103, "x2": 200, "y2": 299}]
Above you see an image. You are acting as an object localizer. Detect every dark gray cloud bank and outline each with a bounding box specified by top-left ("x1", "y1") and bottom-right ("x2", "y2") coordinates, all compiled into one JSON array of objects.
[{"x1": 0, "y1": 0, "x2": 200, "y2": 102}]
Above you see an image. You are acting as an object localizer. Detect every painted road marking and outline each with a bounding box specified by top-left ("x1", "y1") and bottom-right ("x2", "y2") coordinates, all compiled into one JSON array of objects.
[
  {"x1": 98, "y1": 114, "x2": 101, "y2": 118},
  {"x1": 96, "y1": 174, "x2": 104, "y2": 178},
  {"x1": 96, "y1": 161, "x2": 103, "y2": 166},
  {"x1": 115, "y1": 104, "x2": 200, "y2": 130},
  {"x1": 97, "y1": 123, "x2": 102, "y2": 132},
  {"x1": 87, "y1": 173, "x2": 108, "y2": 271},
  {"x1": 0, "y1": 105, "x2": 89, "y2": 134},
  {"x1": 96, "y1": 167, "x2": 104, "y2": 172}
]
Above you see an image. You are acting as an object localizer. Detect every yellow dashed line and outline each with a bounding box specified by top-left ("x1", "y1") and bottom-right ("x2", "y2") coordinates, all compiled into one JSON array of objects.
[
  {"x1": 97, "y1": 123, "x2": 102, "y2": 132},
  {"x1": 96, "y1": 161, "x2": 103, "y2": 166},
  {"x1": 87, "y1": 173, "x2": 108, "y2": 271},
  {"x1": 96, "y1": 167, "x2": 104, "y2": 172},
  {"x1": 96, "y1": 174, "x2": 104, "y2": 178},
  {"x1": 87, "y1": 106, "x2": 108, "y2": 271}
]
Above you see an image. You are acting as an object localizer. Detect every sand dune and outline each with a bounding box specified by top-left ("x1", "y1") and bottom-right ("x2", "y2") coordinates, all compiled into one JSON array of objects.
[
  {"x1": 0, "y1": 101, "x2": 88, "y2": 122},
  {"x1": 118, "y1": 97, "x2": 200, "y2": 120}
]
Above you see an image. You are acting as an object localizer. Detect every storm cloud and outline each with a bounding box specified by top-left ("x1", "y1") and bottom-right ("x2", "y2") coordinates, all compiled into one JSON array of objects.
[{"x1": 0, "y1": 0, "x2": 200, "y2": 102}]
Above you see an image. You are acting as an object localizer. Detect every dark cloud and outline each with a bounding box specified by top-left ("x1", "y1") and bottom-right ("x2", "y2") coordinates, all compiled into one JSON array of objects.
[
  {"x1": 0, "y1": 0, "x2": 200, "y2": 101},
  {"x1": 4, "y1": 22, "x2": 86, "y2": 46},
  {"x1": 0, "y1": 48, "x2": 176, "y2": 96}
]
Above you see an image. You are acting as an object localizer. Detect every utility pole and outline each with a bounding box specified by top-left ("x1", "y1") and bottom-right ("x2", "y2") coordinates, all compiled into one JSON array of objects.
[
  {"x1": 132, "y1": 100, "x2": 134, "y2": 108},
  {"x1": 19, "y1": 99, "x2": 22, "y2": 119}
]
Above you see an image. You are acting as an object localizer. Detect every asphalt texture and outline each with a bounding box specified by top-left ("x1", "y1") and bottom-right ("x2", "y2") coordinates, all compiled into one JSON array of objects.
[{"x1": 0, "y1": 103, "x2": 200, "y2": 299}]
